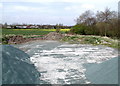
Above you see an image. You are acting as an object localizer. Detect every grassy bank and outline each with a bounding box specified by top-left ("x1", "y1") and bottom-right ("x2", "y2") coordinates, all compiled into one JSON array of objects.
[{"x1": 61, "y1": 35, "x2": 119, "y2": 49}]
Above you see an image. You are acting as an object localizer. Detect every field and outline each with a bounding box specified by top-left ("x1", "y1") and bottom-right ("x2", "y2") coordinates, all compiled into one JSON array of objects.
[{"x1": 2, "y1": 29, "x2": 70, "y2": 37}]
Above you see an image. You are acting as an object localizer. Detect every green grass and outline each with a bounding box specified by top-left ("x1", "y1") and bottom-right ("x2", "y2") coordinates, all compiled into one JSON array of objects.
[
  {"x1": 2, "y1": 29, "x2": 70, "y2": 36},
  {"x1": 2, "y1": 29, "x2": 52, "y2": 36}
]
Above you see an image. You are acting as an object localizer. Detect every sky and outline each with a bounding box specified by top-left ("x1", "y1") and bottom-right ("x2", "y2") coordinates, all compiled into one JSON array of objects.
[{"x1": 0, "y1": 0, "x2": 119, "y2": 26}]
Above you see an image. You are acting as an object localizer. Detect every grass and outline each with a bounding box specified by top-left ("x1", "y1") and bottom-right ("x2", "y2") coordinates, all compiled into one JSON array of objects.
[
  {"x1": 2, "y1": 29, "x2": 52, "y2": 36},
  {"x1": 61, "y1": 35, "x2": 119, "y2": 49},
  {"x1": 2, "y1": 29, "x2": 70, "y2": 36}
]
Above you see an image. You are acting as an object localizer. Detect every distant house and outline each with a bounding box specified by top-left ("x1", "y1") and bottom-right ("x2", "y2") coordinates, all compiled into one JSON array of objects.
[
  {"x1": 23, "y1": 26, "x2": 27, "y2": 29},
  {"x1": 16, "y1": 26, "x2": 22, "y2": 28},
  {"x1": 15, "y1": 25, "x2": 27, "y2": 29},
  {"x1": 26, "y1": 25, "x2": 31, "y2": 28},
  {"x1": 30, "y1": 25, "x2": 37, "y2": 28},
  {"x1": 7, "y1": 25, "x2": 12, "y2": 29},
  {"x1": 5, "y1": 24, "x2": 73, "y2": 29}
]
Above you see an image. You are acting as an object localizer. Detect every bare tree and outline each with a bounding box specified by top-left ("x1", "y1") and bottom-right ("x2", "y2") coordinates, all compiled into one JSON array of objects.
[
  {"x1": 96, "y1": 8, "x2": 117, "y2": 23},
  {"x1": 76, "y1": 10, "x2": 96, "y2": 26},
  {"x1": 85, "y1": 17, "x2": 96, "y2": 26},
  {"x1": 96, "y1": 8, "x2": 117, "y2": 36}
]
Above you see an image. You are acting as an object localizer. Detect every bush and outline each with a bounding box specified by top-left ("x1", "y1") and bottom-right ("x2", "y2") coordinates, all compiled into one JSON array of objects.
[
  {"x1": 2, "y1": 36, "x2": 9, "y2": 44},
  {"x1": 70, "y1": 24, "x2": 88, "y2": 35},
  {"x1": 83, "y1": 37, "x2": 102, "y2": 44},
  {"x1": 70, "y1": 24, "x2": 99, "y2": 35}
]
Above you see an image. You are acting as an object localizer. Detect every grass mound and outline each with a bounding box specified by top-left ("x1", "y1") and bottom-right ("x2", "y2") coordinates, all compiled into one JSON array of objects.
[{"x1": 61, "y1": 35, "x2": 119, "y2": 49}]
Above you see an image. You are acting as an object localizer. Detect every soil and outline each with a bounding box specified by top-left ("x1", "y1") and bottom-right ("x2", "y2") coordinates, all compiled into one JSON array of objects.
[
  {"x1": 8, "y1": 35, "x2": 43, "y2": 44},
  {"x1": 7, "y1": 32, "x2": 65, "y2": 44},
  {"x1": 43, "y1": 32, "x2": 65, "y2": 40}
]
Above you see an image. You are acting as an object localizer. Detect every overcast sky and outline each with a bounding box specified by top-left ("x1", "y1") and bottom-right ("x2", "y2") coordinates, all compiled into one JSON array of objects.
[{"x1": 0, "y1": 0, "x2": 119, "y2": 25}]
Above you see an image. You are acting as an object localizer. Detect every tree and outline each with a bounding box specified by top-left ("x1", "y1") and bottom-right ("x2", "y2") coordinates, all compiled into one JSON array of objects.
[
  {"x1": 96, "y1": 8, "x2": 117, "y2": 23},
  {"x1": 96, "y1": 8, "x2": 117, "y2": 36},
  {"x1": 3, "y1": 22, "x2": 7, "y2": 29},
  {"x1": 56, "y1": 24, "x2": 62, "y2": 33},
  {"x1": 71, "y1": 8, "x2": 118, "y2": 38},
  {"x1": 75, "y1": 10, "x2": 96, "y2": 26}
]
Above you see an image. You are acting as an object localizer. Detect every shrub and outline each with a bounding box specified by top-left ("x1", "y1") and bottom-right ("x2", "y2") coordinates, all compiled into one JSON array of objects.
[
  {"x1": 70, "y1": 24, "x2": 89, "y2": 35},
  {"x1": 2, "y1": 36, "x2": 9, "y2": 44}
]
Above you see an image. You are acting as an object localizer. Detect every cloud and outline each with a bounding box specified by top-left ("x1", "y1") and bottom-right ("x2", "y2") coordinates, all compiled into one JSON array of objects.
[
  {"x1": 1, "y1": 0, "x2": 118, "y2": 3},
  {"x1": 1, "y1": 0, "x2": 55, "y2": 2},
  {"x1": 64, "y1": 4, "x2": 95, "y2": 11},
  {"x1": 64, "y1": 4, "x2": 95, "y2": 15},
  {"x1": 0, "y1": 3, "x2": 2, "y2": 8},
  {"x1": 14, "y1": 6, "x2": 29, "y2": 11},
  {"x1": 81, "y1": 4, "x2": 95, "y2": 9},
  {"x1": 64, "y1": 6, "x2": 79, "y2": 11},
  {"x1": 3, "y1": 4, "x2": 56, "y2": 14}
]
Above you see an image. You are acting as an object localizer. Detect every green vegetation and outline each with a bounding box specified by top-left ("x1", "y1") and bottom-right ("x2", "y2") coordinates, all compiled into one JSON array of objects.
[
  {"x1": 2, "y1": 29, "x2": 52, "y2": 36},
  {"x1": 69, "y1": 8, "x2": 119, "y2": 39},
  {"x1": 62, "y1": 8, "x2": 119, "y2": 49},
  {"x1": 61, "y1": 35, "x2": 119, "y2": 49},
  {"x1": 70, "y1": 24, "x2": 98, "y2": 35},
  {"x1": 2, "y1": 29, "x2": 70, "y2": 35},
  {"x1": 2, "y1": 36, "x2": 9, "y2": 44}
]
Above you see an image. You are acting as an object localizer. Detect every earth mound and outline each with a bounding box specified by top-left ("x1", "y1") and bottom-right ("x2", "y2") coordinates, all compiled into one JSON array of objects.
[
  {"x1": 7, "y1": 35, "x2": 43, "y2": 44},
  {"x1": 43, "y1": 32, "x2": 65, "y2": 40}
]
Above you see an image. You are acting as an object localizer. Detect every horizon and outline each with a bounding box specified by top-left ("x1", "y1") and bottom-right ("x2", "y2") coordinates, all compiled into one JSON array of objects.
[{"x1": 0, "y1": 0, "x2": 119, "y2": 26}]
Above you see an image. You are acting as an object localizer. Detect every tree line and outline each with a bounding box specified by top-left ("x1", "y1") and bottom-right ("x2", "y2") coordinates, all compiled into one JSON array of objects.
[
  {"x1": 70, "y1": 8, "x2": 119, "y2": 39},
  {"x1": 1, "y1": 23, "x2": 72, "y2": 29}
]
